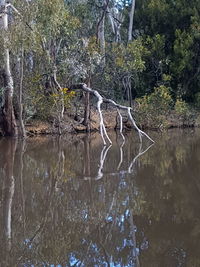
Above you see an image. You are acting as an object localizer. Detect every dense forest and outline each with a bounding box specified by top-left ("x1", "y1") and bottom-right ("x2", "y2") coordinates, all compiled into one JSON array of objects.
[{"x1": 0, "y1": 0, "x2": 200, "y2": 137}]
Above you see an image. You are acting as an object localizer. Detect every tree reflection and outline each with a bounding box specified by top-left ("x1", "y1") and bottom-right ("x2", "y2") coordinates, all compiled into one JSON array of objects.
[
  {"x1": 0, "y1": 130, "x2": 200, "y2": 266},
  {"x1": 81, "y1": 134, "x2": 153, "y2": 181},
  {"x1": 2, "y1": 139, "x2": 17, "y2": 248}
]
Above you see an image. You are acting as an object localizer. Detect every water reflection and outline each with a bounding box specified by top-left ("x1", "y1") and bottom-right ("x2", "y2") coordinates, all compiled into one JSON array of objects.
[{"x1": 0, "y1": 129, "x2": 200, "y2": 266}]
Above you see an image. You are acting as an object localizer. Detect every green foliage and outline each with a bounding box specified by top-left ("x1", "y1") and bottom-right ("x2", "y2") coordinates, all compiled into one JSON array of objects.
[
  {"x1": 145, "y1": 34, "x2": 166, "y2": 60},
  {"x1": 113, "y1": 39, "x2": 147, "y2": 72},
  {"x1": 174, "y1": 98, "x2": 189, "y2": 115},
  {"x1": 51, "y1": 88, "x2": 75, "y2": 109},
  {"x1": 174, "y1": 98, "x2": 196, "y2": 125},
  {"x1": 135, "y1": 85, "x2": 173, "y2": 128},
  {"x1": 132, "y1": 0, "x2": 200, "y2": 101},
  {"x1": 171, "y1": 30, "x2": 194, "y2": 76}
]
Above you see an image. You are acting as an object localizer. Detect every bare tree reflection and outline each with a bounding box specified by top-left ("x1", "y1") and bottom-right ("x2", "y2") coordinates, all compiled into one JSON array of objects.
[
  {"x1": 96, "y1": 144, "x2": 112, "y2": 180},
  {"x1": 73, "y1": 135, "x2": 153, "y2": 266},
  {"x1": 81, "y1": 134, "x2": 153, "y2": 181},
  {"x1": 128, "y1": 142, "x2": 154, "y2": 174}
]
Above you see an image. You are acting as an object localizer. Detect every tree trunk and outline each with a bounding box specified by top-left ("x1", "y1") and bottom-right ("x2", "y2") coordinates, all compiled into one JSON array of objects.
[
  {"x1": 98, "y1": 11, "x2": 105, "y2": 60},
  {"x1": 108, "y1": 7, "x2": 123, "y2": 43},
  {"x1": 128, "y1": 0, "x2": 136, "y2": 42},
  {"x1": 0, "y1": 1, "x2": 18, "y2": 136},
  {"x1": 97, "y1": 0, "x2": 109, "y2": 64},
  {"x1": 83, "y1": 91, "x2": 90, "y2": 131},
  {"x1": 83, "y1": 79, "x2": 91, "y2": 132}
]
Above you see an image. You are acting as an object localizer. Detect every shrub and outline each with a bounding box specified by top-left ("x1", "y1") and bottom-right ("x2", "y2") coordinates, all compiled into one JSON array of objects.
[
  {"x1": 174, "y1": 98, "x2": 196, "y2": 125},
  {"x1": 135, "y1": 85, "x2": 173, "y2": 128}
]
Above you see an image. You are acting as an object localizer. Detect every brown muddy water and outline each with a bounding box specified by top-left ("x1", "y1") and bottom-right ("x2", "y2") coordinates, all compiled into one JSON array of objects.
[{"x1": 0, "y1": 129, "x2": 200, "y2": 267}]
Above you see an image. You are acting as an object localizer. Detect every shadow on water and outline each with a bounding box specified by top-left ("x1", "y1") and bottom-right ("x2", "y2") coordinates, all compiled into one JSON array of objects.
[{"x1": 0, "y1": 129, "x2": 200, "y2": 266}]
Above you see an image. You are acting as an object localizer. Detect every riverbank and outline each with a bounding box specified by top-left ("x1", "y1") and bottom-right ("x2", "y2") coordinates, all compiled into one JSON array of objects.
[
  {"x1": 0, "y1": 108, "x2": 199, "y2": 137},
  {"x1": 19, "y1": 109, "x2": 200, "y2": 136}
]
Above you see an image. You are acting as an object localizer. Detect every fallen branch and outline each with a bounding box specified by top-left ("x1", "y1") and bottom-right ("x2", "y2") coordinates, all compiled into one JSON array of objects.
[{"x1": 71, "y1": 83, "x2": 154, "y2": 144}]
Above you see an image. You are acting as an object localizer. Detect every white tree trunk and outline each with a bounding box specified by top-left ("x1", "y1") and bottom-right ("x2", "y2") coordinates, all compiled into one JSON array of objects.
[
  {"x1": 0, "y1": 0, "x2": 18, "y2": 136},
  {"x1": 98, "y1": 11, "x2": 105, "y2": 60},
  {"x1": 128, "y1": 0, "x2": 136, "y2": 42},
  {"x1": 108, "y1": 7, "x2": 123, "y2": 43},
  {"x1": 108, "y1": 8, "x2": 115, "y2": 34},
  {"x1": 97, "y1": 0, "x2": 109, "y2": 63},
  {"x1": 1, "y1": 2, "x2": 13, "y2": 97}
]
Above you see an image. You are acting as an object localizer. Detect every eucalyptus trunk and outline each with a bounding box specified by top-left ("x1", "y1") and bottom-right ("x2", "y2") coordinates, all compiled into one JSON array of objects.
[
  {"x1": 83, "y1": 78, "x2": 91, "y2": 132},
  {"x1": 0, "y1": 0, "x2": 18, "y2": 136},
  {"x1": 98, "y1": 11, "x2": 105, "y2": 60},
  {"x1": 97, "y1": 0, "x2": 109, "y2": 64},
  {"x1": 128, "y1": 0, "x2": 136, "y2": 42}
]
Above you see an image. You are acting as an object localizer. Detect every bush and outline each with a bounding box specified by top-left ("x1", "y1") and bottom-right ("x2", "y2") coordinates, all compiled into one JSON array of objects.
[
  {"x1": 135, "y1": 85, "x2": 173, "y2": 128},
  {"x1": 174, "y1": 98, "x2": 196, "y2": 125}
]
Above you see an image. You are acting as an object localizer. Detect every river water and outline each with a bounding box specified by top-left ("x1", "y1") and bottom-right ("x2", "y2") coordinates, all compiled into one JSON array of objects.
[{"x1": 0, "y1": 129, "x2": 200, "y2": 267}]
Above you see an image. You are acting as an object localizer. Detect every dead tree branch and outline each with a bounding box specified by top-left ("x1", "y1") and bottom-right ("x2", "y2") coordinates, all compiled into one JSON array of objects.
[{"x1": 71, "y1": 83, "x2": 154, "y2": 145}]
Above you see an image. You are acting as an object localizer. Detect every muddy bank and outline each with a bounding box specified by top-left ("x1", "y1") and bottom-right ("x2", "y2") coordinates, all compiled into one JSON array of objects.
[
  {"x1": 25, "y1": 110, "x2": 126, "y2": 136},
  {"x1": 0, "y1": 109, "x2": 199, "y2": 136},
  {"x1": 23, "y1": 110, "x2": 200, "y2": 136}
]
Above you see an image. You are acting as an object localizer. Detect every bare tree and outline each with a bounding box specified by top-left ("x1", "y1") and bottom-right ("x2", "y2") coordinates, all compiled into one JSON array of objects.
[{"x1": 71, "y1": 83, "x2": 154, "y2": 145}]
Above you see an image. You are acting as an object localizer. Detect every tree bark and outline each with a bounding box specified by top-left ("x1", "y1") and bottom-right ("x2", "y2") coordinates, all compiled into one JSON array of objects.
[
  {"x1": 53, "y1": 66, "x2": 64, "y2": 135},
  {"x1": 83, "y1": 78, "x2": 91, "y2": 132},
  {"x1": 108, "y1": 7, "x2": 123, "y2": 43},
  {"x1": 128, "y1": 0, "x2": 136, "y2": 42},
  {"x1": 83, "y1": 91, "x2": 91, "y2": 131},
  {"x1": 0, "y1": 1, "x2": 18, "y2": 136},
  {"x1": 97, "y1": 0, "x2": 109, "y2": 64}
]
